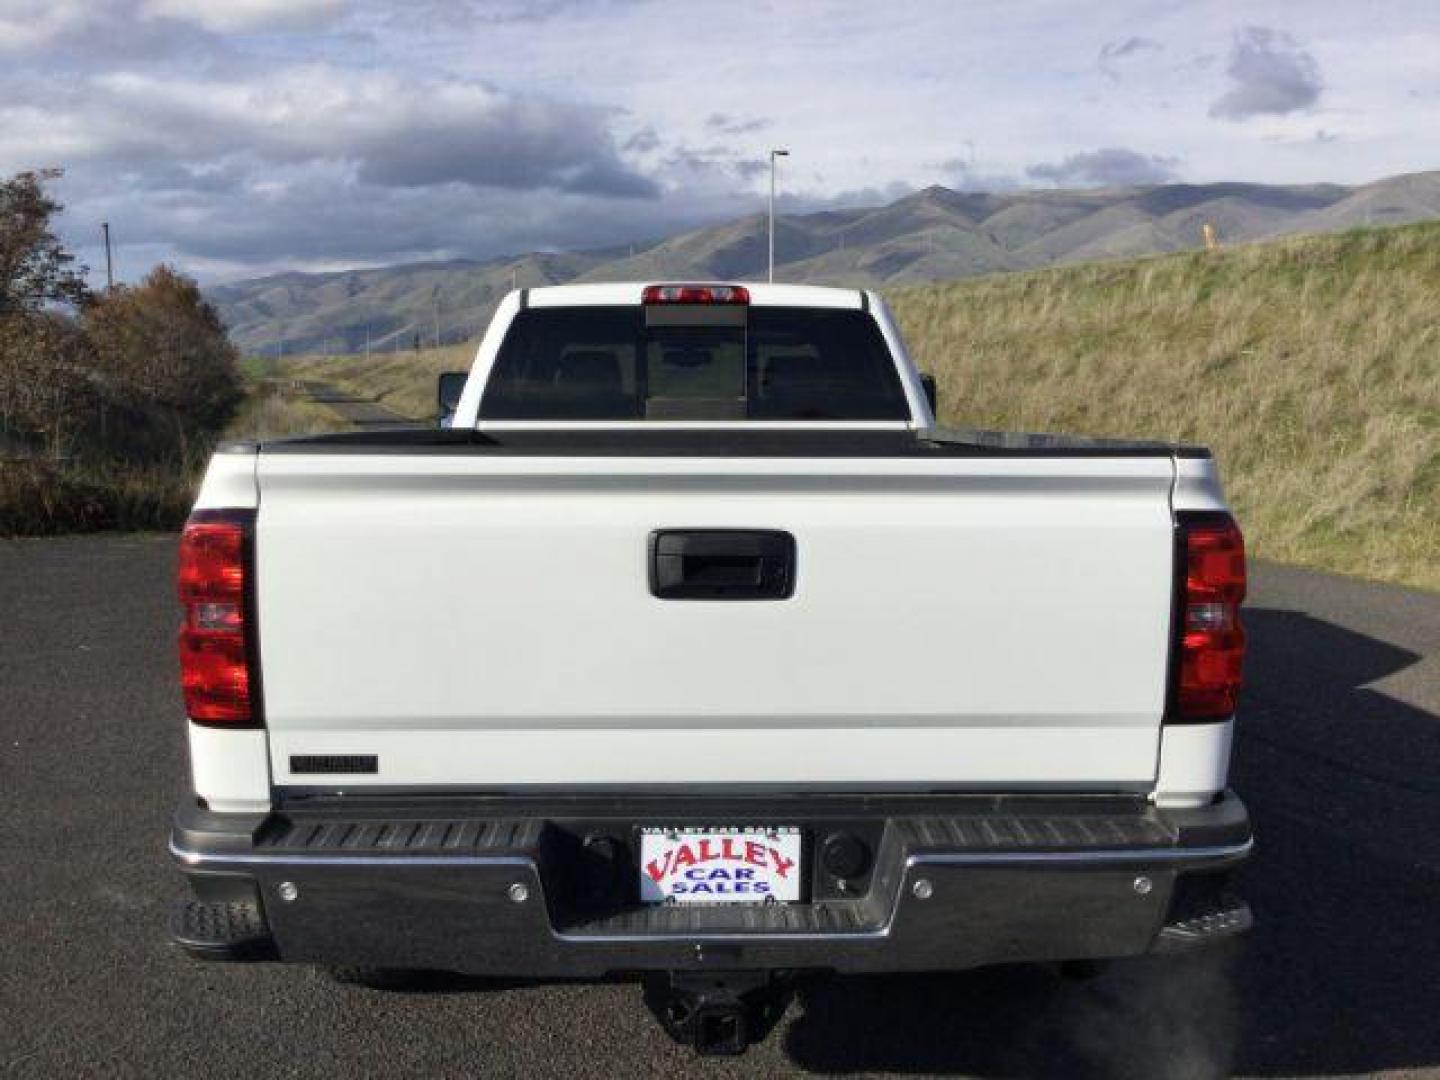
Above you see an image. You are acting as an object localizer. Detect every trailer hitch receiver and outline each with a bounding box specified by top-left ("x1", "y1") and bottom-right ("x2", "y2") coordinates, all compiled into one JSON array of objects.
[{"x1": 643, "y1": 971, "x2": 793, "y2": 1056}]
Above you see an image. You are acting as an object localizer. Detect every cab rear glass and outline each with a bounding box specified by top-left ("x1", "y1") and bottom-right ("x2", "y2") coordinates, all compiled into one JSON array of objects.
[{"x1": 478, "y1": 306, "x2": 909, "y2": 421}]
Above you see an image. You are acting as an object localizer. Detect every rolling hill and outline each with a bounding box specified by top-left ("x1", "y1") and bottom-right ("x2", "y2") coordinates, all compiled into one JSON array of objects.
[{"x1": 210, "y1": 169, "x2": 1440, "y2": 356}]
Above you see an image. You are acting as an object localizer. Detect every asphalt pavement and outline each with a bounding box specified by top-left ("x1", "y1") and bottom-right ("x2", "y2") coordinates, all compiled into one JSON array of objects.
[
  {"x1": 1, "y1": 537, "x2": 1436, "y2": 1078},
  {"x1": 299, "y1": 382, "x2": 415, "y2": 427}
]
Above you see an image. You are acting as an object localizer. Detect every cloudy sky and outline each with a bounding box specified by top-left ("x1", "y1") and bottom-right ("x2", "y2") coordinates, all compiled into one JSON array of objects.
[{"x1": 2, "y1": 0, "x2": 1437, "y2": 284}]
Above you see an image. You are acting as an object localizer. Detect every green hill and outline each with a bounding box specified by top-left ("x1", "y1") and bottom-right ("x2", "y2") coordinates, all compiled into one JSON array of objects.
[{"x1": 280, "y1": 221, "x2": 1439, "y2": 591}]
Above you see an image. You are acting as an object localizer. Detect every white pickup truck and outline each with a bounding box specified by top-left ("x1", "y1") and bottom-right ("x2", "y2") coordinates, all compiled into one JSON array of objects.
[{"x1": 170, "y1": 283, "x2": 1252, "y2": 1054}]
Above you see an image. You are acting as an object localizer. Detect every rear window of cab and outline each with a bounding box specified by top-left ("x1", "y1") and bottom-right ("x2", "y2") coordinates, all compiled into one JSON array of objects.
[{"x1": 479, "y1": 306, "x2": 909, "y2": 421}]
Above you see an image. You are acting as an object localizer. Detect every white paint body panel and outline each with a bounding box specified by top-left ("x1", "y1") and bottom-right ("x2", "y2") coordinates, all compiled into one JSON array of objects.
[
  {"x1": 254, "y1": 454, "x2": 1179, "y2": 789},
  {"x1": 192, "y1": 449, "x2": 258, "y2": 511},
  {"x1": 1154, "y1": 720, "x2": 1234, "y2": 808},
  {"x1": 188, "y1": 725, "x2": 270, "y2": 812}
]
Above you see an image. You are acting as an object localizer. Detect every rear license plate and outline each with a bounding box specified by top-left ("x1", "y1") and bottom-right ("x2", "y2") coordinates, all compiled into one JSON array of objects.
[{"x1": 639, "y1": 827, "x2": 803, "y2": 905}]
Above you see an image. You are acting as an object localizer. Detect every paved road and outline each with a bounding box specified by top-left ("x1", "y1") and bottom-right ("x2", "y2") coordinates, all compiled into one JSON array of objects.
[
  {"x1": 1, "y1": 538, "x2": 1436, "y2": 1078},
  {"x1": 300, "y1": 381, "x2": 415, "y2": 428}
]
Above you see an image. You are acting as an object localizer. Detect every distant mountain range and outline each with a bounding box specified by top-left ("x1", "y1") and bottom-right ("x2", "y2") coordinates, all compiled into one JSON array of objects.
[{"x1": 210, "y1": 169, "x2": 1440, "y2": 356}]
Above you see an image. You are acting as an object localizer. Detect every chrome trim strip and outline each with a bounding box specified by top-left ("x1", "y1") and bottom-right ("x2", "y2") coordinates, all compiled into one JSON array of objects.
[
  {"x1": 554, "y1": 925, "x2": 893, "y2": 944},
  {"x1": 907, "y1": 838, "x2": 1253, "y2": 868},
  {"x1": 168, "y1": 840, "x2": 531, "y2": 870},
  {"x1": 171, "y1": 837, "x2": 1250, "y2": 871}
]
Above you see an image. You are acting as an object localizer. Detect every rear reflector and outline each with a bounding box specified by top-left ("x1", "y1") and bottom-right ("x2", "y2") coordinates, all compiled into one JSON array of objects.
[
  {"x1": 1172, "y1": 513, "x2": 1246, "y2": 721},
  {"x1": 178, "y1": 510, "x2": 259, "y2": 726},
  {"x1": 642, "y1": 284, "x2": 749, "y2": 305}
]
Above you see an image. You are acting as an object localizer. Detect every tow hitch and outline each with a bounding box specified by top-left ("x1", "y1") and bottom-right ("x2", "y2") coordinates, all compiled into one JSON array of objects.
[{"x1": 643, "y1": 971, "x2": 794, "y2": 1055}]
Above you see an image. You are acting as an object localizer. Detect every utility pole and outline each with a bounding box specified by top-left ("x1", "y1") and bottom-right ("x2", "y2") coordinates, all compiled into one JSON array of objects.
[
  {"x1": 101, "y1": 222, "x2": 114, "y2": 290},
  {"x1": 768, "y1": 148, "x2": 789, "y2": 283},
  {"x1": 433, "y1": 296, "x2": 440, "y2": 348}
]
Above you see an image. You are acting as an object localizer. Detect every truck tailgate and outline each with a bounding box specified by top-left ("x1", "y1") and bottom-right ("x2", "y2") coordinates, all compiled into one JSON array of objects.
[{"x1": 254, "y1": 452, "x2": 1177, "y2": 791}]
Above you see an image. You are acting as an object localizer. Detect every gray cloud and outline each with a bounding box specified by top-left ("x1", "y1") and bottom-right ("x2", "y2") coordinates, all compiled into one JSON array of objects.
[
  {"x1": 1026, "y1": 147, "x2": 1180, "y2": 186},
  {"x1": 1100, "y1": 36, "x2": 1161, "y2": 61},
  {"x1": 343, "y1": 94, "x2": 660, "y2": 197},
  {"x1": 467, "y1": 0, "x2": 649, "y2": 25},
  {"x1": 364, "y1": 0, "x2": 652, "y2": 31},
  {"x1": 1098, "y1": 35, "x2": 1161, "y2": 80},
  {"x1": 1, "y1": 53, "x2": 695, "y2": 277},
  {"x1": 139, "y1": 0, "x2": 345, "y2": 33},
  {"x1": 787, "y1": 180, "x2": 916, "y2": 213},
  {"x1": 62, "y1": 163, "x2": 749, "y2": 275},
  {"x1": 732, "y1": 158, "x2": 768, "y2": 181},
  {"x1": 705, "y1": 113, "x2": 772, "y2": 136},
  {"x1": 14, "y1": 54, "x2": 774, "y2": 276},
  {"x1": 939, "y1": 156, "x2": 1021, "y2": 193},
  {"x1": 1, "y1": 68, "x2": 658, "y2": 199},
  {"x1": 1209, "y1": 26, "x2": 1323, "y2": 120},
  {"x1": 623, "y1": 127, "x2": 661, "y2": 153},
  {"x1": 659, "y1": 143, "x2": 771, "y2": 187}
]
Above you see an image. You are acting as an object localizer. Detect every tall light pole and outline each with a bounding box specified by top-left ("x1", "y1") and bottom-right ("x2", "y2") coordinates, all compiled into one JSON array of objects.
[
  {"x1": 768, "y1": 148, "x2": 789, "y2": 283},
  {"x1": 101, "y1": 222, "x2": 114, "y2": 290}
]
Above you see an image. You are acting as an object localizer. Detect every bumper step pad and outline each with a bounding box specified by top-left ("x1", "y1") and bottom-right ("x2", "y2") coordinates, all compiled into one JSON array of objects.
[
  {"x1": 1153, "y1": 897, "x2": 1253, "y2": 953},
  {"x1": 170, "y1": 900, "x2": 276, "y2": 961}
]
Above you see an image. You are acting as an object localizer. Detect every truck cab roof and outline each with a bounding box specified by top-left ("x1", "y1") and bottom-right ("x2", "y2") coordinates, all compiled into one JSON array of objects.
[{"x1": 522, "y1": 282, "x2": 868, "y2": 310}]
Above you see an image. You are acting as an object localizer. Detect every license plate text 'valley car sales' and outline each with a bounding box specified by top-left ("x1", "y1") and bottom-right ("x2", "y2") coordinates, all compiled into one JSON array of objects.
[{"x1": 639, "y1": 827, "x2": 803, "y2": 905}]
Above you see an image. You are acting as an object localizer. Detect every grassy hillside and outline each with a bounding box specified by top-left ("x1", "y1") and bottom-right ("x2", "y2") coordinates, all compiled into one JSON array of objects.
[
  {"x1": 891, "y1": 222, "x2": 1439, "y2": 590},
  {"x1": 276, "y1": 221, "x2": 1439, "y2": 590}
]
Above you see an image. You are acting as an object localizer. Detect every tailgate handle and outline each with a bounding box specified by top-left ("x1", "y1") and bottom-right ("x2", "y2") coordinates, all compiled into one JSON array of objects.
[{"x1": 649, "y1": 530, "x2": 796, "y2": 600}]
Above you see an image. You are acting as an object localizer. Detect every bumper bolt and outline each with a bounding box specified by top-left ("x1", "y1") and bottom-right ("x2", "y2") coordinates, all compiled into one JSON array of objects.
[
  {"x1": 277, "y1": 881, "x2": 299, "y2": 903},
  {"x1": 507, "y1": 882, "x2": 530, "y2": 904},
  {"x1": 1133, "y1": 875, "x2": 1153, "y2": 896},
  {"x1": 912, "y1": 878, "x2": 934, "y2": 900}
]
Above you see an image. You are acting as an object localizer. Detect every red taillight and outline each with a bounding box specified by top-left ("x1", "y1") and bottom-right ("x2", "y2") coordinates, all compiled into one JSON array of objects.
[
  {"x1": 1173, "y1": 513, "x2": 1246, "y2": 720},
  {"x1": 642, "y1": 284, "x2": 749, "y2": 304},
  {"x1": 178, "y1": 511, "x2": 258, "y2": 725}
]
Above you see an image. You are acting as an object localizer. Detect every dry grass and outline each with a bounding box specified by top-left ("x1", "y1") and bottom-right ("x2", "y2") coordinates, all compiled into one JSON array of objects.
[
  {"x1": 0, "y1": 458, "x2": 199, "y2": 535},
  {"x1": 890, "y1": 222, "x2": 1440, "y2": 591},
  {"x1": 224, "y1": 380, "x2": 353, "y2": 440}
]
